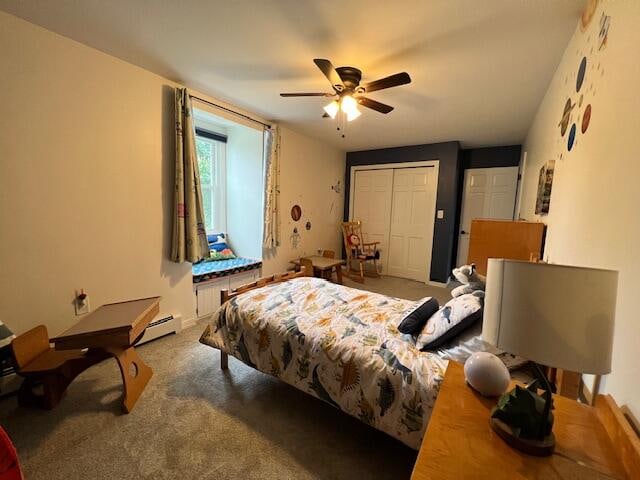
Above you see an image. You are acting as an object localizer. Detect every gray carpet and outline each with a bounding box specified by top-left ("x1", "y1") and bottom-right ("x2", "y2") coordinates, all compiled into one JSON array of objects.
[{"x1": 0, "y1": 277, "x2": 449, "y2": 480}]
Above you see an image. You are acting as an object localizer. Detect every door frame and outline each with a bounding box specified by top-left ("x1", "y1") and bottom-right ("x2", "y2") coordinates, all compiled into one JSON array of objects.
[{"x1": 348, "y1": 160, "x2": 440, "y2": 283}]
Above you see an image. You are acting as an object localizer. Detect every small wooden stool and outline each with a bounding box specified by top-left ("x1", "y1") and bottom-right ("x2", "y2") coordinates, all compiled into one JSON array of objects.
[{"x1": 11, "y1": 325, "x2": 106, "y2": 409}]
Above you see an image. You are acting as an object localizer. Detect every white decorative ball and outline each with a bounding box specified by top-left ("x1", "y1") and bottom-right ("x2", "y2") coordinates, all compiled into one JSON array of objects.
[{"x1": 464, "y1": 352, "x2": 510, "y2": 397}]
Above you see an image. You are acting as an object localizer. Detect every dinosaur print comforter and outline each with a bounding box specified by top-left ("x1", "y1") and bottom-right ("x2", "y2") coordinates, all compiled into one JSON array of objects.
[{"x1": 199, "y1": 277, "x2": 448, "y2": 449}]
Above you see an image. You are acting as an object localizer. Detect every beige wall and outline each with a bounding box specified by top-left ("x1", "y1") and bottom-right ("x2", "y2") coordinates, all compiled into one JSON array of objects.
[
  {"x1": 0, "y1": 12, "x2": 345, "y2": 336},
  {"x1": 262, "y1": 126, "x2": 345, "y2": 275},
  {"x1": 519, "y1": 1, "x2": 640, "y2": 418}
]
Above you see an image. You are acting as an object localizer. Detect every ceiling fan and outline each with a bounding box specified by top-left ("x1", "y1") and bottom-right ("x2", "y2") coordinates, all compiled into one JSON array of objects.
[{"x1": 280, "y1": 59, "x2": 411, "y2": 121}]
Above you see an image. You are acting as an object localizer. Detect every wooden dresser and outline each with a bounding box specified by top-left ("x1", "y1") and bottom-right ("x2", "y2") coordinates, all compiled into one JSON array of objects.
[{"x1": 411, "y1": 362, "x2": 638, "y2": 480}]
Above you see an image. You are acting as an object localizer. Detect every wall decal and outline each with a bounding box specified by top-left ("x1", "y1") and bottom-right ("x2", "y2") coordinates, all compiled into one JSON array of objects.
[
  {"x1": 576, "y1": 57, "x2": 587, "y2": 92},
  {"x1": 559, "y1": 99, "x2": 575, "y2": 136},
  {"x1": 535, "y1": 160, "x2": 555, "y2": 215},
  {"x1": 581, "y1": 0, "x2": 599, "y2": 32},
  {"x1": 582, "y1": 104, "x2": 592, "y2": 133},
  {"x1": 552, "y1": 2, "x2": 610, "y2": 162},
  {"x1": 291, "y1": 205, "x2": 302, "y2": 221},
  {"x1": 599, "y1": 13, "x2": 611, "y2": 50},
  {"x1": 290, "y1": 227, "x2": 301, "y2": 249},
  {"x1": 568, "y1": 124, "x2": 577, "y2": 151}
]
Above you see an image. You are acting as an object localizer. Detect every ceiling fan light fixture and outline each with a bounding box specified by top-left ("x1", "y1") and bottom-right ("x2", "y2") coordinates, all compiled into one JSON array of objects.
[
  {"x1": 341, "y1": 95, "x2": 357, "y2": 113},
  {"x1": 341, "y1": 95, "x2": 361, "y2": 121},
  {"x1": 323, "y1": 100, "x2": 340, "y2": 119},
  {"x1": 346, "y1": 107, "x2": 361, "y2": 122}
]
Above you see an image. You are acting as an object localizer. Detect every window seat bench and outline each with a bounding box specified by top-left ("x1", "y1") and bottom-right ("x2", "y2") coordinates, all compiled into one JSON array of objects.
[
  {"x1": 192, "y1": 258, "x2": 263, "y2": 318},
  {"x1": 192, "y1": 257, "x2": 262, "y2": 284}
]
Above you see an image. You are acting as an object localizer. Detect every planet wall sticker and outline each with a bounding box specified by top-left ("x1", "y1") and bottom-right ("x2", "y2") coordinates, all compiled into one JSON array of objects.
[
  {"x1": 556, "y1": 3, "x2": 611, "y2": 155},
  {"x1": 568, "y1": 124, "x2": 577, "y2": 151},
  {"x1": 599, "y1": 13, "x2": 611, "y2": 50},
  {"x1": 559, "y1": 98, "x2": 575, "y2": 137},
  {"x1": 558, "y1": 98, "x2": 576, "y2": 137},
  {"x1": 581, "y1": 0, "x2": 599, "y2": 32},
  {"x1": 576, "y1": 57, "x2": 587, "y2": 92},
  {"x1": 582, "y1": 104, "x2": 592, "y2": 133}
]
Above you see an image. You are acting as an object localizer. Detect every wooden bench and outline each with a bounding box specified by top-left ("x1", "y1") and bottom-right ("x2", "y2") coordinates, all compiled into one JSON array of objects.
[{"x1": 11, "y1": 325, "x2": 107, "y2": 409}]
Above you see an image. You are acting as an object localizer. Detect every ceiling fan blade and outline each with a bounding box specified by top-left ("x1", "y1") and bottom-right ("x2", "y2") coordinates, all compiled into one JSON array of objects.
[
  {"x1": 313, "y1": 58, "x2": 345, "y2": 91},
  {"x1": 358, "y1": 97, "x2": 394, "y2": 114},
  {"x1": 280, "y1": 92, "x2": 335, "y2": 97},
  {"x1": 362, "y1": 72, "x2": 411, "y2": 93}
]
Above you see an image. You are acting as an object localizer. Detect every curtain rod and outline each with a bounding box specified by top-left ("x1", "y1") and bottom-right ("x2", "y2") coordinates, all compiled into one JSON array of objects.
[{"x1": 189, "y1": 95, "x2": 271, "y2": 129}]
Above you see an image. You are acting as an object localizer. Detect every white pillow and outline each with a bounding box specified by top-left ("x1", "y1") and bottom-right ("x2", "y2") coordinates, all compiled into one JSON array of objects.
[{"x1": 415, "y1": 293, "x2": 483, "y2": 350}]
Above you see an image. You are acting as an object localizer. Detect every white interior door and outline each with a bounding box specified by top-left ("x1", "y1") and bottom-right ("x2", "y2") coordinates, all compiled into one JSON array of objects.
[
  {"x1": 351, "y1": 169, "x2": 393, "y2": 273},
  {"x1": 456, "y1": 167, "x2": 519, "y2": 266},
  {"x1": 387, "y1": 167, "x2": 438, "y2": 282}
]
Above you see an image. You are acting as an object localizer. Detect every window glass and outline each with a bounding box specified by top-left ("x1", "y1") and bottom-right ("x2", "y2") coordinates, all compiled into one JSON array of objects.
[{"x1": 196, "y1": 136, "x2": 215, "y2": 231}]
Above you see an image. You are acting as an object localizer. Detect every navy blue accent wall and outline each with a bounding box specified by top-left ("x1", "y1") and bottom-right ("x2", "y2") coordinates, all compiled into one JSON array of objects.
[
  {"x1": 461, "y1": 145, "x2": 521, "y2": 169},
  {"x1": 344, "y1": 141, "x2": 462, "y2": 283}
]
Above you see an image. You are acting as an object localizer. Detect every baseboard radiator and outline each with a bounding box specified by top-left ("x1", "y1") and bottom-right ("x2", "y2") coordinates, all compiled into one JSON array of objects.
[{"x1": 137, "y1": 314, "x2": 182, "y2": 345}]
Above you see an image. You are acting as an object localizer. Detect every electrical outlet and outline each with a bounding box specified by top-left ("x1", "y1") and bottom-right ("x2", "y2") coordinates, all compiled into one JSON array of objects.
[{"x1": 75, "y1": 294, "x2": 90, "y2": 315}]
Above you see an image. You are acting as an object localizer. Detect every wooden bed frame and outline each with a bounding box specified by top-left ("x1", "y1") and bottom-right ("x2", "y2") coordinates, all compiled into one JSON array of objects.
[
  {"x1": 213, "y1": 266, "x2": 640, "y2": 473},
  {"x1": 595, "y1": 394, "x2": 640, "y2": 478},
  {"x1": 217, "y1": 267, "x2": 309, "y2": 370}
]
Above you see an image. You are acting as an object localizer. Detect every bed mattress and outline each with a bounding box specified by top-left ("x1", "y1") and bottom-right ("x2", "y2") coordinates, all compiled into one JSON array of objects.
[{"x1": 200, "y1": 277, "x2": 448, "y2": 449}]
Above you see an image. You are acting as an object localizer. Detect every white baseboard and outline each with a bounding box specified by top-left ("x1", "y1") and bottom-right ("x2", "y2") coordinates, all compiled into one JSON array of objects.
[
  {"x1": 181, "y1": 316, "x2": 198, "y2": 330},
  {"x1": 138, "y1": 313, "x2": 182, "y2": 345},
  {"x1": 428, "y1": 280, "x2": 447, "y2": 288}
]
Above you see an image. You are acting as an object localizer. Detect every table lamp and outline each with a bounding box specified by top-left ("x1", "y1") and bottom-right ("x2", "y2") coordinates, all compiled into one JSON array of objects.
[{"x1": 482, "y1": 259, "x2": 618, "y2": 456}]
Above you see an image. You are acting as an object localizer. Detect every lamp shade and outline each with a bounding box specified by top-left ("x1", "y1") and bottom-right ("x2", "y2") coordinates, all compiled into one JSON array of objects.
[{"x1": 483, "y1": 259, "x2": 617, "y2": 374}]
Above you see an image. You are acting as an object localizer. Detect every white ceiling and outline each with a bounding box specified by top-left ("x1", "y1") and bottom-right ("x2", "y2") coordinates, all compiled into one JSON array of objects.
[{"x1": 0, "y1": 0, "x2": 584, "y2": 151}]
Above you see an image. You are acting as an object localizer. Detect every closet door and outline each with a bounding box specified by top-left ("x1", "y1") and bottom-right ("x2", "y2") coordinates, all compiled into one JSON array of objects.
[
  {"x1": 351, "y1": 169, "x2": 393, "y2": 274},
  {"x1": 387, "y1": 167, "x2": 437, "y2": 282}
]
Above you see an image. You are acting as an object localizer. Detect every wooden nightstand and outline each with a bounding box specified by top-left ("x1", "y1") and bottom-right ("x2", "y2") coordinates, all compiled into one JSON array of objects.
[{"x1": 411, "y1": 361, "x2": 630, "y2": 480}]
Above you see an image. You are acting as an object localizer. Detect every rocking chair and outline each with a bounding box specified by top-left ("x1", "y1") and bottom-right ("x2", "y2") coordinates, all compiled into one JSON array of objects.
[{"x1": 341, "y1": 221, "x2": 380, "y2": 283}]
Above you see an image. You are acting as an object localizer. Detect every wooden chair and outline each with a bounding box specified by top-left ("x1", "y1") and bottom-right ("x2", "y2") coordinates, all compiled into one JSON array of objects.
[
  {"x1": 11, "y1": 325, "x2": 106, "y2": 409},
  {"x1": 341, "y1": 221, "x2": 380, "y2": 283},
  {"x1": 299, "y1": 258, "x2": 314, "y2": 277}
]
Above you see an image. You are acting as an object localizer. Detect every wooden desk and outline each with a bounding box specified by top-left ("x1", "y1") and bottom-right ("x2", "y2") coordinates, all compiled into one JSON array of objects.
[
  {"x1": 291, "y1": 256, "x2": 345, "y2": 284},
  {"x1": 412, "y1": 362, "x2": 627, "y2": 480},
  {"x1": 52, "y1": 297, "x2": 160, "y2": 413}
]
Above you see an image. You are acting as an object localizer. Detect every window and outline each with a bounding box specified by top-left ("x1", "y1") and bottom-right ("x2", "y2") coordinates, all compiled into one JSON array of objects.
[{"x1": 195, "y1": 128, "x2": 226, "y2": 234}]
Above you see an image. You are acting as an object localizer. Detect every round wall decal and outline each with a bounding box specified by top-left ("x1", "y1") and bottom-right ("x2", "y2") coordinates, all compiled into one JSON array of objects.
[
  {"x1": 291, "y1": 205, "x2": 302, "y2": 221},
  {"x1": 582, "y1": 104, "x2": 592, "y2": 133},
  {"x1": 576, "y1": 57, "x2": 587, "y2": 92},
  {"x1": 568, "y1": 124, "x2": 577, "y2": 151}
]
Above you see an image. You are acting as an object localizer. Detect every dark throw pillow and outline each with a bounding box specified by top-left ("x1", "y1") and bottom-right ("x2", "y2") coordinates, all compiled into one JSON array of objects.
[
  {"x1": 416, "y1": 292, "x2": 483, "y2": 350},
  {"x1": 397, "y1": 297, "x2": 440, "y2": 334}
]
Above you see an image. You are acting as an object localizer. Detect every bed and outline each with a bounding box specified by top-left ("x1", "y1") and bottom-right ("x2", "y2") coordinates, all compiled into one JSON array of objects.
[{"x1": 200, "y1": 271, "x2": 452, "y2": 449}]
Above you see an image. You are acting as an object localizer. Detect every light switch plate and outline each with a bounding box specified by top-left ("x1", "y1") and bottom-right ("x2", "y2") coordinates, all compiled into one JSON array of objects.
[{"x1": 437, "y1": 210, "x2": 445, "y2": 219}]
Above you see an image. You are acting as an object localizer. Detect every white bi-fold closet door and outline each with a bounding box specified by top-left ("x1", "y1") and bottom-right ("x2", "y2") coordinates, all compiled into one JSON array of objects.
[{"x1": 351, "y1": 166, "x2": 438, "y2": 282}]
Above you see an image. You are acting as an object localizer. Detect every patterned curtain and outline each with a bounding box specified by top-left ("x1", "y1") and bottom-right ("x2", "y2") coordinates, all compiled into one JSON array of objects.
[
  {"x1": 262, "y1": 125, "x2": 281, "y2": 248},
  {"x1": 170, "y1": 88, "x2": 210, "y2": 263}
]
